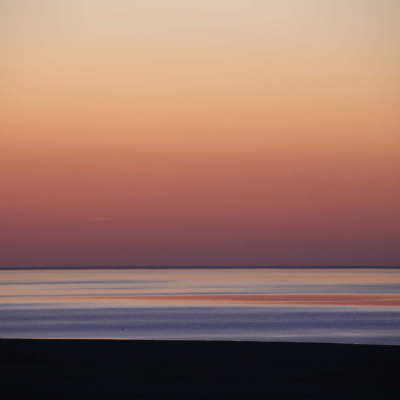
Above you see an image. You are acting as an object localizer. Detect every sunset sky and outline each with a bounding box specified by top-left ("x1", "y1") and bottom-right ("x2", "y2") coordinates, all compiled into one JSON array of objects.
[{"x1": 1, "y1": 1, "x2": 399, "y2": 267}]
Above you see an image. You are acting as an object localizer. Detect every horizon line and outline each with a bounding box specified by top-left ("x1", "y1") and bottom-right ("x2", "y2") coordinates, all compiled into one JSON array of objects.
[{"x1": 1, "y1": 266, "x2": 399, "y2": 271}]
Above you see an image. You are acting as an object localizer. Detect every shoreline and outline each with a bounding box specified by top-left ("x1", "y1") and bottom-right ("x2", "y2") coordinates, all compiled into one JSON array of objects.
[{"x1": 2, "y1": 337, "x2": 400, "y2": 345}]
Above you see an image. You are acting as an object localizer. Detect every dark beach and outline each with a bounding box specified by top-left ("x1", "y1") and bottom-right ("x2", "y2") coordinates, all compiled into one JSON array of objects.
[{"x1": 1, "y1": 339, "x2": 399, "y2": 399}]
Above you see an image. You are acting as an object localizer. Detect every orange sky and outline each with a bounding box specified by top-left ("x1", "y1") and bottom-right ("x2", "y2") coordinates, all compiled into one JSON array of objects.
[{"x1": 1, "y1": 1, "x2": 399, "y2": 267}]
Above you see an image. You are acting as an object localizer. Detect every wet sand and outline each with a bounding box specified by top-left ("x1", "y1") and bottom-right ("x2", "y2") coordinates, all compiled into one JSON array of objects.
[{"x1": 0, "y1": 339, "x2": 399, "y2": 399}]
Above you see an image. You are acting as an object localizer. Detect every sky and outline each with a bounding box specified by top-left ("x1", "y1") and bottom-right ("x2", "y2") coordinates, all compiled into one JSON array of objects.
[{"x1": 1, "y1": 1, "x2": 399, "y2": 267}]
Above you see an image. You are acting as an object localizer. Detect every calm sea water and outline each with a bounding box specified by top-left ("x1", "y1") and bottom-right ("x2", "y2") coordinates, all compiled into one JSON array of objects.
[{"x1": 1, "y1": 268, "x2": 399, "y2": 344}]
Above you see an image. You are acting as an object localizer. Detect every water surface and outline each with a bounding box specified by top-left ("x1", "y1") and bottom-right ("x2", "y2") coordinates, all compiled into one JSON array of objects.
[{"x1": 1, "y1": 268, "x2": 399, "y2": 343}]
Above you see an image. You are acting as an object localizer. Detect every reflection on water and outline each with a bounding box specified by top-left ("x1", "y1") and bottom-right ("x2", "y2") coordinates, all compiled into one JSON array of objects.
[{"x1": 0, "y1": 269, "x2": 399, "y2": 343}]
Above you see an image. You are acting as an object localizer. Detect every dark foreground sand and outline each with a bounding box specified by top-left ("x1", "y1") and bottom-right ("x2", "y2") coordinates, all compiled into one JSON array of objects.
[{"x1": 1, "y1": 339, "x2": 399, "y2": 399}]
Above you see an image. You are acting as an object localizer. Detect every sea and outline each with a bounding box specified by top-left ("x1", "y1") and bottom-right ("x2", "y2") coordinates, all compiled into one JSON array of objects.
[{"x1": 1, "y1": 268, "x2": 399, "y2": 344}]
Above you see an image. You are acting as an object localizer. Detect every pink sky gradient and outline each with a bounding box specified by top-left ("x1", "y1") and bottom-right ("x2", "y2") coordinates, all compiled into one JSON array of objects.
[{"x1": 1, "y1": 1, "x2": 399, "y2": 267}]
